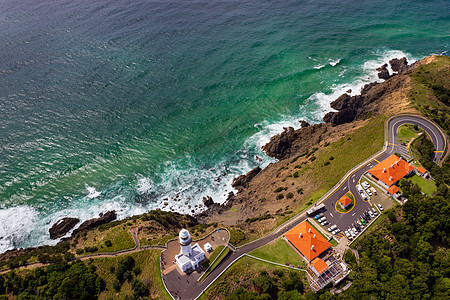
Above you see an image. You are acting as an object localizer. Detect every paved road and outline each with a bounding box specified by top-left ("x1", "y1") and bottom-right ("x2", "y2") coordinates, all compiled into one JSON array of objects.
[
  {"x1": 164, "y1": 116, "x2": 447, "y2": 300},
  {"x1": 321, "y1": 115, "x2": 446, "y2": 236}
]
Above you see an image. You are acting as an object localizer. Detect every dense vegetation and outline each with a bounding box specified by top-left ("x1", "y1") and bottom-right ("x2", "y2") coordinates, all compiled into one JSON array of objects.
[{"x1": 0, "y1": 260, "x2": 105, "y2": 299}]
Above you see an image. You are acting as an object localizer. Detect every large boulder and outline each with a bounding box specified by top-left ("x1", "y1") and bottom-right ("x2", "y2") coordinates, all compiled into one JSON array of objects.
[
  {"x1": 389, "y1": 57, "x2": 408, "y2": 73},
  {"x1": 72, "y1": 211, "x2": 117, "y2": 236},
  {"x1": 202, "y1": 196, "x2": 215, "y2": 207},
  {"x1": 299, "y1": 120, "x2": 310, "y2": 128},
  {"x1": 49, "y1": 217, "x2": 80, "y2": 239},
  {"x1": 323, "y1": 109, "x2": 357, "y2": 125},
  {"x1": 376, "y1": 63, "x2": 390, "y2": 80}
]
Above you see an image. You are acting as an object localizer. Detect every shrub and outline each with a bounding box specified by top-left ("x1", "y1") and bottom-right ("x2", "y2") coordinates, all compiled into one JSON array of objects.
[
  {"x1": 277, "y1": 193, "x2": 284, "y2": 200},
  {"x1": 274, "y1": 187, "x2": 284, "y2": 193},
  {"x1": 297, "y1": 188, "x2": 303, "y2": 194},
  {"x1": 75, "y1": 249, "x2": 84, "y2": 255},
  {"x1": 104, "y1": 240, "x2": 113, "y2": 247},
  {"x1": 293, "y1": 171, "x2": 300, "y2": 178},
  {"x1": 324, "y1": 161, "x2": 330, "y2": 166},
  {"x1": 286, "y1": 192, "x2": 294, "y2": 199},
  {"x1": 329, "y1": 156, "x2": 334, "y2": 160}
]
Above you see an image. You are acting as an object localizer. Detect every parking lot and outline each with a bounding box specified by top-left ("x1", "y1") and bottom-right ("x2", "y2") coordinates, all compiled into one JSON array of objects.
[{"x1": 312, "y1": 176, "x2": 390, "y2": 242}]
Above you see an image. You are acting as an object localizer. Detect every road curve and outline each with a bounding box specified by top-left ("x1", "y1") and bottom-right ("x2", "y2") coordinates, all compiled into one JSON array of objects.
[{"x1": 163, "y1": 115, "x2": 447, "y2": 300}]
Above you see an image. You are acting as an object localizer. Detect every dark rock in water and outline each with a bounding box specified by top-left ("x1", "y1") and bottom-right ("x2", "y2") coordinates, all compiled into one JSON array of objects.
[
  {"x1": 323, "y1": 109, "x2": 357, "y2": 125},
  {"x1": 360, "y1": 82, "x2": 379, "y2": 95},
  {"x1": 49, "y1": 217, "x2": 80, "y2": 239},
  {"x1": 389, "y1": 57, "x2": 409, "y2": 73},
  {"x1": 232, "y1": 166, "x2": 261, "y2": 190},
  {"x1": 72, "y1": 211, "x2": 117, "y2": 236},
  {"x1": 376, "y1": 63, "x2": 390, "y2": 80},
  {"x1": 262, "y1": 127, "x2": 297, "y2": 159},
  {"x1": 299, "y1": 120, "x2": 310, "y2": 128},
  {"x1": 203, "y1": 196, "x2": 214, "y2": 207},
  {"x1": 346, "y1": 89, "x2": 352, "y2": 93},
  {"x1": 330, "y1": 93, "x2": 352, "y2": 110}
]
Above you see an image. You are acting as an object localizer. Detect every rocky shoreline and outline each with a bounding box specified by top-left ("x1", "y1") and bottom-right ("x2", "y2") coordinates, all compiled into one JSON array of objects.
[{"x1": 1, "y1": 56, "x2": 421, "y2": 257}]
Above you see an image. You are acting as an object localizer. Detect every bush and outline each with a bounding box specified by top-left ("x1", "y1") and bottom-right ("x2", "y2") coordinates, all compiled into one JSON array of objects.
[
  {"x1": 274, "y1": 187, "x2": 284, "y2": 193},
  {"x1": 115, "y1": 256, "x2": 136, "y2": 282},
  {"x1": 104, "y1": 240, "x2": 113, "y2": 247},
  {"x1": 131, "y1": 279, "x2": 149, "y2": 298},
  {"x1": 293, "y1": 171, "x2": 300, "y2": 178},
  {"x1": 84, "y1": 246, "x2": 98, "y2": 253},
  {"x1": 286, "y1": 193, "x2": 294, "y2": 199},
  {"x1": 277, "y1": 193, "x2": 284, "y2": 200},
  {"x1": 329, "y1": 156, "x2": 334, "y2": 160},
  {"x1": 297, "y1": 188, "x2": 303, "y2": 194},
  {"x1": 324, "y1": 161, "x2": 330, "y2": 166},
  {"x1": 75, "y1": 249, "x2": 84, "y2": 255}
]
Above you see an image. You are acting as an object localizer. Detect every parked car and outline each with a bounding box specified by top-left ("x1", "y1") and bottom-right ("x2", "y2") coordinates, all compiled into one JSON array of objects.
[
  {"x1": 372, "y1": 208, "x2": 378, "y2": 216},
  {"x1": 360, "y1": 192, "x2": 368, "y2": 200},
  {"x1": 370, "y1": 187, "x2": 377, "y2": 195},
  {"x1": 328, "y1": 225, "x2": 337, "y2": 232},
  {"x1": 318, "y1": 216, "x2": 326, "y2": 222},
  {"x1": 362, "y1": 181, "x2": 370, "y2": 189},
  {"x1": 352, "y1": 228, "x2": 358, "y2": 236},
  {"x1": 314, "y1": 213, "x2": 323, "y2": 220},
  {"x1": 321, "y1": 220, "x2": 328, "y2": 226},
  {"x1": 378, "y1": 203, "x2": 384, "y2": 211},
  {"x1": 357, "y1": 220, "x2": 364, "y2": 227},
  {"x1": 368, "y1": 210, "x2": 374, "y2": 218},
  {"x1": 356, "y1": 184, "x2": 364, "y2": 193},
  {"x1": 354, "y1": 223, "x2": 361, "y2": 232},
  {"x1": 367, "y1": 190, "x2": 372, "y2": 196},
  {"x1": 360, "y1": 218, "x2": 366, "y2": 225}
]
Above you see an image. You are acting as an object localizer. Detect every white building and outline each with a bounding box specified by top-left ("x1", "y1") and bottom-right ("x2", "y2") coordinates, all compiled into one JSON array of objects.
[{"x1": 175, "y1": 229, "x2": 205, "y2": 272}]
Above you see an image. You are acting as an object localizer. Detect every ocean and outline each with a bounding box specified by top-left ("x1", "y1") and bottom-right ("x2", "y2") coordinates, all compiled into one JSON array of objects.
[{"x1": 0, "y1": 0, "x2": 448, "y2": 252}]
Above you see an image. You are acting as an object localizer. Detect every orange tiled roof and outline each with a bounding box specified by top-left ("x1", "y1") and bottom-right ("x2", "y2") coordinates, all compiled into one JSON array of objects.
[
  {"x1": 285, "y1": 221, "x2": 331, "y2": 261},
  {"x1": 311, "y1": 257, "x2": 329, "y2": 275},
  {"x1": 339, "y1": 195, "x2": 352, "y2": 207},
  {"x1": 387, "y1": 185, "x2": 400, "y2": 194},
  {"x1": 417, "y1": 167, "x2": 427, "y2": 174},
  {"x1": 369, "y1": 154, "x2": 415, "y2": 186}
]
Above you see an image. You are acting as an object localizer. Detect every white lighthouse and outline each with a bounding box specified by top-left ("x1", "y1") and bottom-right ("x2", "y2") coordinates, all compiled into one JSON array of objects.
[
  {"x1": 175, "y1": 229, "x2": 205, "y2": 273},
  {"x1": 179, "y1": 229, "x2": 192, "y2": 256}
]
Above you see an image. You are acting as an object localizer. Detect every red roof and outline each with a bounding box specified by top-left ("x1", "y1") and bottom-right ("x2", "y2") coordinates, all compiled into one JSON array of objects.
[
  {"x1": 417, "y1": 167, "x2": 427, "y2": 174},
  {"x1": 369, "y1": 154, "x2": 415, "y2": 186},
  {"x1": 387, "y1": 185, "x2": 400, "y2": 194},
  {"x1": 285, "y1": 221, "x2": 331, "y2": 261},
  {"x1": 339, "y1": 196, "x2": 352, "y2": 207},
  {"x1": 311, "y1": 257, "x2": 329, "y2": 275}
]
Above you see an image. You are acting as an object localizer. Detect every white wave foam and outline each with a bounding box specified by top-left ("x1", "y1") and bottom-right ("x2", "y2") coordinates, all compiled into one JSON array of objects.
[
  {"x1": 329, "y1": 58, "x2": 341, "y2": 66},
  {"x1": 314, "y1": 64, "x2": 326, "y2": 70},
  {"x1": 0, "y1": 205, "x2": 39, "y2": 253},
  {"x1": 137, "y1": 177, "x2": 153, "y2": 194},
  {"x1": 85, "y1": 184, "x2": 101, "y2": 199}
]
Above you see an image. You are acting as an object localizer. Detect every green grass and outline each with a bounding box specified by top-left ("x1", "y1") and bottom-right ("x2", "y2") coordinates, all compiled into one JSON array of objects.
[
  {"x1": 312, "y1": 116, "x2": 386, "y2": 190},
  {"x1": 409, "y1": 174, "x2": 437, "y2": 196},
  {"x1": 92, "y1": 249, "x2": 171, "y2": 300},
  {"x1": 408, "y1": 55, "x2": 450, "y2": 136},
  {"x1": 142, "y1": 234, "x2": 176, "y2": 247},
  {"x1": 202, "y1": 245, "x2": 225, "y2": 269},
  {"x1": 398, "y1": 124, "x2": 421, "y2": 144},
  {"x1": 198, "y1": 256, "x2": 306, "y2": 300},
  {"x1": 200, "y1": 247, "x2": 230, "y2": 282},
  {"x1": 96, "y1": 227, "x2": 135, "y2": 253},
  {"x1": 250, "y1": 238, "x2": 305, "y2": 268},
  {"x1": 330, "y1": 238, "x2": 339, "y2": 247}
]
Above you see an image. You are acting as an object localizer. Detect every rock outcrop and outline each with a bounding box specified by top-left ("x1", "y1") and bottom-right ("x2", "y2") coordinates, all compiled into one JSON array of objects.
[
  {"x1": 72, "y1": 211, "x2": 117, "y2": 236},
  {"x1": 202, "y1": 196, "x2": 215, "y2": 207},
  {"x1": 49, "y1": 217, "x2": 80, "y2": 239},
  {"x1": 299, "y1": 120, "x2": 310, "y2": 127},
  {"x1": 262, "y1": 123, "x2": 328, "y2": 159},
  {"x1": 389, "y1": 57, "x2": 409, "y2": 73},
  {"x1": 377, "y1": 63, "x2": 390, "y2": 80},
  {"x1": 232, "y1": 166, "x2": 261, "y2": 190}
]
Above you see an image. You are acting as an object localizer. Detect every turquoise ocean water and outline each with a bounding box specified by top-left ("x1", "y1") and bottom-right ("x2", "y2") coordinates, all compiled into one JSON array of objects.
[{"x1": 0, "y1": 0, "x2": 448, "y2": 252}]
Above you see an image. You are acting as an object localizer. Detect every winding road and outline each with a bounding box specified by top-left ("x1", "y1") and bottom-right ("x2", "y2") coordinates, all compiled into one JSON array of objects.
[{"x1": 163, "y1": 115, "x2": 447, "y2": 300}]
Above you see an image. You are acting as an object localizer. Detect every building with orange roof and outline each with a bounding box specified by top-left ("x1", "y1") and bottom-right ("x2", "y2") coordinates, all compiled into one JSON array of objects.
[
  {"x1": 368, "y1": 154, "x2": 415, "y2": 188},
  {"x1": 285, "y1": 221, "x2": 331, "y2": 262},
  {"x1": 387, "y1": 185, "x2": 400, "y2": 195},
  {"x1": 311, "y1": 257, "x2": 329, "y2": 275},
  {"x1": 338, "y1": 195, "x2": 352, "y2": 210}
]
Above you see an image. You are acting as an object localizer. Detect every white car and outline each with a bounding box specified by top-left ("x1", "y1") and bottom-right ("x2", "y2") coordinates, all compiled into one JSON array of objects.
[
  {"x1": 345, "y1": 230, "x2": 352, "y2": 240},
  {"x1": 362, "y1": 181, "x2": 370, "y2": 189},
  {"x1": 378, "y1": 204, "x2": 384, "y2": 211},
  {"x1": 367, "y1": 190, "x2": 372, "y2": 196},
  {"x1": 372, "y1": 208, "x2": 378, "y2": 216},
  {"x1": 352, "y1": 228, "x2": 358, "y2": 236},
  {"x1": 321, "y1": 220, "x2": 328, "y2": 226},
  {"x1": 356, "y1": 184, "x2": 364, "y2": 193},
  {"x1": 318, "y1": 217, "x2": 326, "y2": 222},
  {"x1": 368, "y1": 210, "x2": 374, "y2": 218},
  {"x1": 370, "y1": 187, "x2": 377, "y2": 195},
  {"x1": 360, "y1": 192, "x2": 368, "y2": 200}
]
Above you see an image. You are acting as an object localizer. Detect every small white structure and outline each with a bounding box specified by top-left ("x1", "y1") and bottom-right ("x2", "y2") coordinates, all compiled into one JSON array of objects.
[
  {"x1": 175, "y1": 229, "x2": 205, "y2": 272},
  {"x1": 204, "y1": 242, "x2": 212, "y2": 253}
]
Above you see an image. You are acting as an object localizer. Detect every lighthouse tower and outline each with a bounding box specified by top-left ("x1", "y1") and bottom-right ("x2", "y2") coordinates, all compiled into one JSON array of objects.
[
  {"x1": 174, "y1": 228, "x2": 205, "y2": 273},
  {"x1": 179, "y1": 228, "x2": 192, "y2": 256}
]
